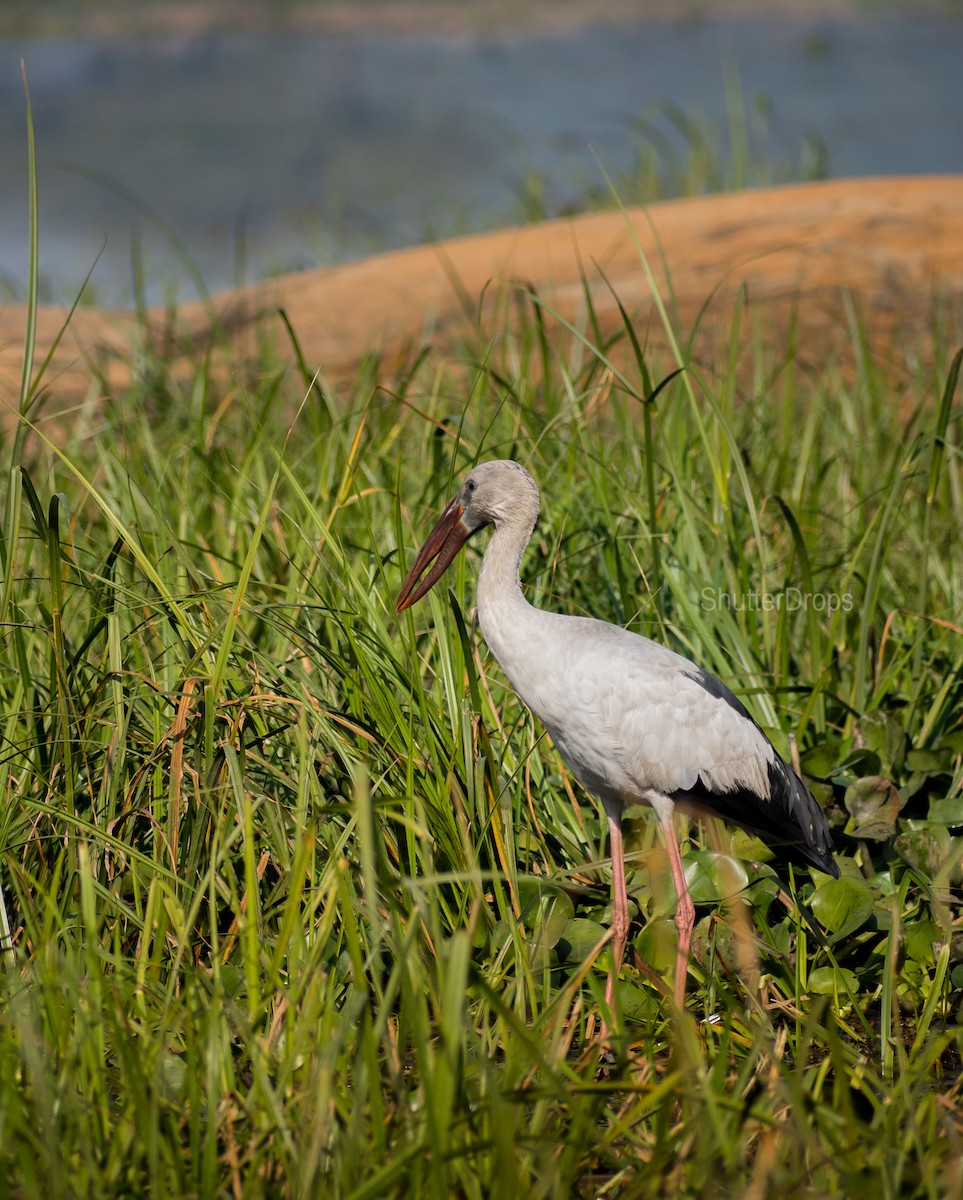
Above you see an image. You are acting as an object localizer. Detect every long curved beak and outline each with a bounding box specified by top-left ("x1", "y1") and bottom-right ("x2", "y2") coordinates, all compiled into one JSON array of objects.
[{"x1": 396, "y1": 496, "x2": 473, "y2": 612}]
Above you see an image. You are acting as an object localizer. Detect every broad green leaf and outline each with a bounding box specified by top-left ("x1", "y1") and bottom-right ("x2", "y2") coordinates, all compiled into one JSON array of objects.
[
  {"x1": 927, "y1": 794, "x2": 963, "y2": 827},
  {"x1": 843, "y1": 775, "x2": 904, "y2": 840},
  {"x1": 618, "y1": 982, "x2": 663, "y2": 1022},
  {"x1": 808, "y1": 965, "x2": 859, "y2": 995},
  {"x1": 516, "y1": 874, "x2": 567, "y2": 913},
  {"x1": 894, "y1": 824, "x2": 952, "y2": 876},
  {"x1": 634, "y1": 918, "x2": 678, "y2": 974},
  {"x1": 800, "y1": 742, "x2": 839, "y2": 778},
  {"x1": 809, "y1": 875, "x2": 874, "y2": 940},
  {"x1": 828, "y1": 749, "x2": 882, "y2": 785},
  {"x1": 858, "y1": 710, "x2": 908, "y2": 775},
  {"x1": 537, "y1": 892, "x2": 576, "y2": 950},
  {"x1": 937, "y1": 729, "x2": 963, "y2": 755},
  {"x1": 729, "y1": 828, "x2": 780, "y2": 868},
  {"x1": 554, "y1": 918, "x2": 607, "y2": 963},
  {"x1": 683, "y1": 850, "x2": 749, "y2": 905},
  {"x1": 905, "y1": 747, "x2": 953, "y2": 774},
  {"x1": 902, "y1": 920, "x2": 943, "y2": 968}
]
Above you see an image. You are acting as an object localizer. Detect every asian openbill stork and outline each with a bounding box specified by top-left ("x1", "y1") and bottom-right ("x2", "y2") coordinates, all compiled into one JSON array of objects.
[{"x1": 396, "y1": 460, "x2": 838, "y2": 1016}]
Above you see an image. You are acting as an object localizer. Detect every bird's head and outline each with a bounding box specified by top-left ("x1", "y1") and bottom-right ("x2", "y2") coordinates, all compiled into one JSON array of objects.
[{"x1": 396, "y1": 460, "x2": 540, "y2": 611}]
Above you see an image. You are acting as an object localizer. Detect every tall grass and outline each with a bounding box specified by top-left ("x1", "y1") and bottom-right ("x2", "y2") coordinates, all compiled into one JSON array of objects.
[
  {"x1": 1, "y1": 270, "x2": 960, "y2": 1195},
  {"x1": 2, "y1": 85, "x2": 962, "y2": 1200}
]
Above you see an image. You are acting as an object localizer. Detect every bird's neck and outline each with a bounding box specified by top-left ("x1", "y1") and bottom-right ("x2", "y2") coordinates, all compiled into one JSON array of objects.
[{"x1": 476, "y1": 517, "x2": 538, "y2": 656}]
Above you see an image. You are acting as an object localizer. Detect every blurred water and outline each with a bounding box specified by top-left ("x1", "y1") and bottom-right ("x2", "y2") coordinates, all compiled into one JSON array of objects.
[{"x1": 0, "y1": 16, "x2": 961, "y2": 306}]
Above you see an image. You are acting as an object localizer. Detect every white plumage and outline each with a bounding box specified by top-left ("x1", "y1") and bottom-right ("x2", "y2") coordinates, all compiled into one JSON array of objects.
[{"x1": 398, "y1": 459, "x2": 837, "y2": 1017}]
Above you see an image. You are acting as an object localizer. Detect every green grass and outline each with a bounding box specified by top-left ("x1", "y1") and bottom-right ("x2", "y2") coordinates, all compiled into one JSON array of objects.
[{"x1": 2, "y1": 98, "x2": 963, "y2": 1200}]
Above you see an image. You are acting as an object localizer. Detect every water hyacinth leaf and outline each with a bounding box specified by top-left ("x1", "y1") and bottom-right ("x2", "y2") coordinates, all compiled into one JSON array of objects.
[
  {"x1": 926, "y1": 794, "x2": 963, "y2": 827},
  {"x1": 902, "y1": 920, "x2": 943, "y2": 969},
  {"x1": 800, "y1": 742, "x2": 839, "y2": 779},
  {"x1": 554, "y1": 918, "x2": 607, "y2": 964},
  {"x1": 683, "y1": 850, "x2": 749, "y2": 905},
  {"x1": 728, "y1": 828, "x2": 780, "y2": 869},
  {"x1": 704, "y1": 911, "x2": 740, "y2": 963},
  {"x1": 618, "y1": 982, "x2": 663, "y2": 1022},
  {"x1": 624, "y1": 845, "x2": 671, "y2": 914},
  {"x1": 807, "y1": 778, "x2": 834, "y2": 806},
  {"x1": 899, "y1": 773, "x2": 932, "y2": 807},
  {"x1": 894, "y1": 824, "x2": 952, "y2": 876},
  {"x1": 744, "y1": 873, "x2": 781, "y2": 908},
  {"x1": 809, "y1": 875, "x2": 874, "y2": 940},
  {"x1": 937, "y1": 729, "x2": 963, "y2": 756},
  {"x1": 759, "y1": 912, "x2": 792, "y2": 957},
  {"x1": 471, "y1": 920, "x2": 491, "y2": 954},
  {"x1": 905, "y1": 747, "x2": 953, "y2": 774},
  {"x1": 516, "y1": 874, "x2": 568, "y2": 916},
  {"x1": 828, "y1": 749, "x2": 882, "y2": 786},
  {"x1": 634, "y1": 918, "x2": 678, "y2": 974},
  {"x1": 857, "y1": 710, "x2": 908, "y2": 775},
  {"x1": 843, "y1": 775, "x2": 904, "y2": 840},
  {"x1": 808, "y1": 965, "x2": 859, "y2": 995},
  {"x1": 533, "y1": 891, "x2": 576, "y2": 951}
]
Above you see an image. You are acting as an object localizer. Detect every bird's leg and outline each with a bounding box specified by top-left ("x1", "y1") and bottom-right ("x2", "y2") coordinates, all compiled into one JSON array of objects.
[
  {"x1": 659, "y1": 810, "x2": 695, "y2": 1009},
  {"x1": 604, "y1": 808, "x2": 630, "y2": 1020}
]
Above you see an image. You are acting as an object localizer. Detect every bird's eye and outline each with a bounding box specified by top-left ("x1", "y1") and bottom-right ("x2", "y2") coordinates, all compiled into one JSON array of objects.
[{"x1": 466, "y1": 480, "x2": 476, "y2": 493}]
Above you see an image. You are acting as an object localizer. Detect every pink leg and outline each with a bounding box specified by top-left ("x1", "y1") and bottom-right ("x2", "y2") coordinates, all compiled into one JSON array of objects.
[
  {"x1": 660, "y1": 809, "x2": 695, "y2": 1009},
  {"x1": 604, "y1": 808, "x2": 630, "y2": 1020}
]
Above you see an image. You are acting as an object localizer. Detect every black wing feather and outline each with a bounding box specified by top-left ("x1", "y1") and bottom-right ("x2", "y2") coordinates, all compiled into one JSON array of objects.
[{"x1": 675, "y1": 667, "x2": 838, "y2": 876}]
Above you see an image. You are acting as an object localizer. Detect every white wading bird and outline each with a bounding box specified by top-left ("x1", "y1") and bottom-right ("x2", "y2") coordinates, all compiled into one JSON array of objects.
[{"x1": 397, "y1": 460, "x2": 838, "y2": 1015}]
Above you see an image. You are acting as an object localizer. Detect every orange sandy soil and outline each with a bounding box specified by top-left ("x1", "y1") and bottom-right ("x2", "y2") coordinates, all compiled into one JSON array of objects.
[{"x1": 2, "y1": 176, "x2": 962, "y2": 433}]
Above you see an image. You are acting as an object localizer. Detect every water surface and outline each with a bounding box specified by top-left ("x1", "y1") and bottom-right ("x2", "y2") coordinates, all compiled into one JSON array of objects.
[{"x1": 1, "y1": 15, "x2": 960, "y2": 304}]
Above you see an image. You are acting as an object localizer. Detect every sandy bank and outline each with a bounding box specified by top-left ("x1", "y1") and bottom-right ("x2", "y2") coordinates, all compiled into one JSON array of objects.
[{"x1": 2, "y1": 175, "x2": 961, "y2": 432}]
